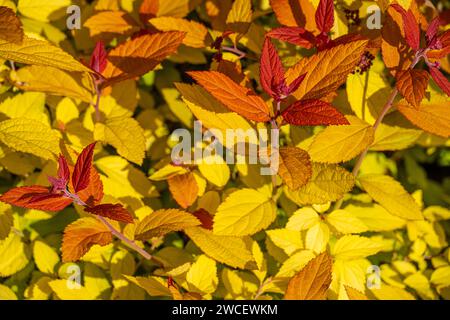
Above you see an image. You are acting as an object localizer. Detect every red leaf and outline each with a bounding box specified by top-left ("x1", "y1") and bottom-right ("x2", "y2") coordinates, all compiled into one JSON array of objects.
[
  {"x1": 429, "y1": 67, "x2": 450, "y2": 96},
  {"x1": 90, "y1": 42, "x2": 107, "y2": 74},
  {"x1": 282, "y1": 99, "x2": 349, "y2": 126},
  {"x1": 287, "y1": 73, "x2": 307, "y2": 95},
  {"x1": 84, "y1": 203, "x2": 134, "y2": 224},
  {"x1": 192, "y1": 209, "x2": 213, "y2": 230},
  {"x1": 260, "y1": 38, "x2": 285, "y2": 99},
  {"x1": 72, "y1": 142, "x2": 96, "y2": 193},
  {"x1": 391, "y1": 4, "x2": 420, "y2": 51},
  {"x1": 315, "y1": 0, "x2": 334, "y2": 33},
  {"x1": 0, "y1": 186, "x2": 72, "y2": 211},
  {"x1": 426, "y1": 17, "x2": 441, "y2": 47},
  {"x1": 57, "y1": 155, "x2": 70, "y2": 182},
  {"x1": 266, "y1": 27, "x2": 315, "y2": 48}
]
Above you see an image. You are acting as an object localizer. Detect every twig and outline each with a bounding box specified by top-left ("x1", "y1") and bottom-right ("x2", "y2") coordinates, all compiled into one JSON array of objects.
[
  {"x1": 333, "y1": 52, "x2": 423, "y2": 211},
  {"x1": 222, "y1": 46, "x2": 246, "y2": 59},
  {"x1": 63, "y1": 189, "x2": 160, "y2": 263}
]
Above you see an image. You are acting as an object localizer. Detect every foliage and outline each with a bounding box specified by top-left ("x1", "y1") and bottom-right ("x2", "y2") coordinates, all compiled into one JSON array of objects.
[{"x1": 0, "y1": 0, "x2": 449, "y2": 300}]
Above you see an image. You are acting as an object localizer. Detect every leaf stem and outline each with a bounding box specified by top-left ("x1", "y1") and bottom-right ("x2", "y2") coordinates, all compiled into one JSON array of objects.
[
  {"x1": 63, "y1": 189, "x2": 161, "y2": 264},
  {"x1": 222, "y1": 46, "x2": 246, "y2": 59},
  {"x1": 333, "y1": 52, "x2": 423, "y2": 211}
]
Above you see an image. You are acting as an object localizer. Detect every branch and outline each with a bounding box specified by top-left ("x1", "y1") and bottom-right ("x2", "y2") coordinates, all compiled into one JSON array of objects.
[
  {"x1": 333, "y1": 52, "x2": 423, "y2": 211},
  {"x1": 222, "y1": 46, "x2": 246, "y2": 59},
  {"x1": 64, "y1": 190, "x2": 163, "y2": 265}
]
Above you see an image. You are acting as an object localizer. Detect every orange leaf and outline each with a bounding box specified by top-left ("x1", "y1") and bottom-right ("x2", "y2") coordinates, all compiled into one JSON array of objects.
[
  {"x1": 278, "y1": 147, "x2": 312, "y2": 190},
  {"x1": 397, "y1": 102, "x2": 450, "y2": 138},
  {"x1": 101, "y1": 31, "x2": 185, "y2": 87},
  {"x1": 168, "y1": 172, "x2": 198, "y2": 209},
  {"x1": 62, "y1": 217, "x2": 112, "y2": 262},
  {"x1": 344, "y1": 285, "x2": 368, "y2": 300},
  {"x1": 188, "y1": 71, "x2": 271, "y2": 122},
  {"x1": 270, "y1": 0, "x2": 316, "y2": 31},
  {"x1": 76, "y1": 166, "x2": 104, "y2": 207},
  {"x1": 395, "y1": 69, "x2": 429, "y2": 108},
  {"x1": 149, "y1": 17, "x2": 211, "y2": 48},
  {"x1": 0, "y1": 7, "x2": 23, "y2": 44},
  {"x1": 284, "y1": 252, "x2": 332, "y2": 300},
  {"x1": 0, "y1": 186, "x2": 72, "y2": 211},
  {"x1": 381, "y1": 7, "x2": 415, "y2": 75},
  {"x1": 85, "y1": 203, "x2": 134, "y2": 224},
  {"x1": 84, "y1": 11, "x2": 139, "y2": 40},
  {"x1": 285, "y1": 40, "x2": 368, "y2": 101}
]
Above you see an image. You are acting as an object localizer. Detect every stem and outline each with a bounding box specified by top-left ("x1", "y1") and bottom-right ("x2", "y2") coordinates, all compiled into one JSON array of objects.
[
  {"x1": 8, "y1": 60, "x2": 16, "y2": 72},
  {"x1": 222, "y1": 46, "x2": 246, "y2": 59},
  {"x1": 333, "y1": 52, "x2": 423, "y2": 211},
  {"x1": 95, "y1": 215, "x2": 153, "y2": 261},
  {"x1": 63, "y1": 189, "x2": 161, "y2": 264},
  {"x1": 94, "y1": 82, "x2": 102, "y2": 122}
]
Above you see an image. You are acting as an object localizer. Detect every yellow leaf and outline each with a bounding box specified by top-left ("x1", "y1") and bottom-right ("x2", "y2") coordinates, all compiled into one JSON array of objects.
[
  {"x1": 276, "y1": 250, "x2": 315, "y2": 278},
  {"x1": 213, "y1": 189, "x2": 276, "y2": 236},
  {"x1": 12, "y1": 65, "x2": 94, "y2": 103},
  {"x1": 198, "y1": 155, "x2": 230, "y2": 188},
  {"x1": 308, "y1": 116, "x2": 374, "y2": 164},
  {"x1": 332, "y1": 235, "x2": 382, "y2": 260},
  {"x1": 94, "y1": 117, "x2": 146, "y2": 165},
  {"x1": 431, "y1": 266, "x2": 450, "y2": 287},
  {"x1": 305, "y1": 222, "x2": 330, "y2": 253},
  {"x1": 284, "y1": 252, "x2": 333, "y2": 300},
  {"x1": 96, "y1": 156, "x2": 158, "y2": 199},
  {"x1": 134, "y1": 209, "x2": 200, "y2": 240},
  {"x1": 48, "y1": 279, "x2": 97, "y2": 300},
  {"x1": 221, "y1": 268, "x2": 259, "y2": 299},
  {"x1": 344, "y1": 202, "x2": 406, "y2": 231},
  {"x1": 370, "y1": 284, "x2": 415, "y2": 300},
  {"x1": 0, "y1": 36, "x2": 92, "y2": 73},
  {"x1": 266, "y1": 228, "x2": 303, "y2": 256},
  {"x1": 331, "y1": 258, "x2": 368, "y2": 299},
  {"x1": 0, "y1": 91, "x2": 48, "y2": 125},
  {"x1": 359, "y1": 174, "x2": 423, "y2": 220},
  {"x1": 325, "y1": 210, "x2": 368, "y2": 234},
  {"x1": 33, "y1": 240, "x2": 60, "y2": 275},
  {"x1": 286, "y1": 207, "x2": 320, "y2": 231},
  {"x1": 56, "y1": 98, "x2": 80, "y2": 125},
  {"x1": 84, "y1": 263, "x2": 112, "y2": 299},
  {"x1": 0, "y1": 284, "x2": 17, "y2": 300},
  {"x1": 0, "y1": 118, "x2": 60, "y2": 160},
  {"x1": 149, "y1": 17, "x2": 211, "y2": 48},
  {"x1": 149, "y1": 163, "x2": 188, "y2": 181},
  {"x1": 0, "y1": 232, "x2": 29, "y2": 277},
  {"x1": 186, "y1": 255, "x2": 218, "y2": 294},
  {"x1": 284, "y1": 163, "x2": 355, "y2": 205},
  {"x1": 124, "y1": 275, "x2": 171, "y2": 297},
  {"x1": 0, "y1": 203, "x2": 13, "y2": 240},
  {"x1": 285, "y1": 40, "x2": 368, "y2": 101},
  {"x1": 18, "y1": 0, "x2": 70, "y2": 22},
  {"x1": 184, "y1": 226, "x2": 256, "y2": 269},
  {"x1": 226, "y1": 0, "x2": 252, "y2": 36},
  {"x1": 278, "y1": 147, "x2": 312, "y2": 190},
  {"x1": 370, "y1": 124, "x2": 421, "y2": 151},
  {"x1": 346, "y1": 61, "x2": 390, "y2": 124}
]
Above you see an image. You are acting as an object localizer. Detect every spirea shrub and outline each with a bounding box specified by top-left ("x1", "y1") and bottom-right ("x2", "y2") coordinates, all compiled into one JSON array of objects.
[{"x1": 0, "y1": 0, "x2": 449, "y2": 300}]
